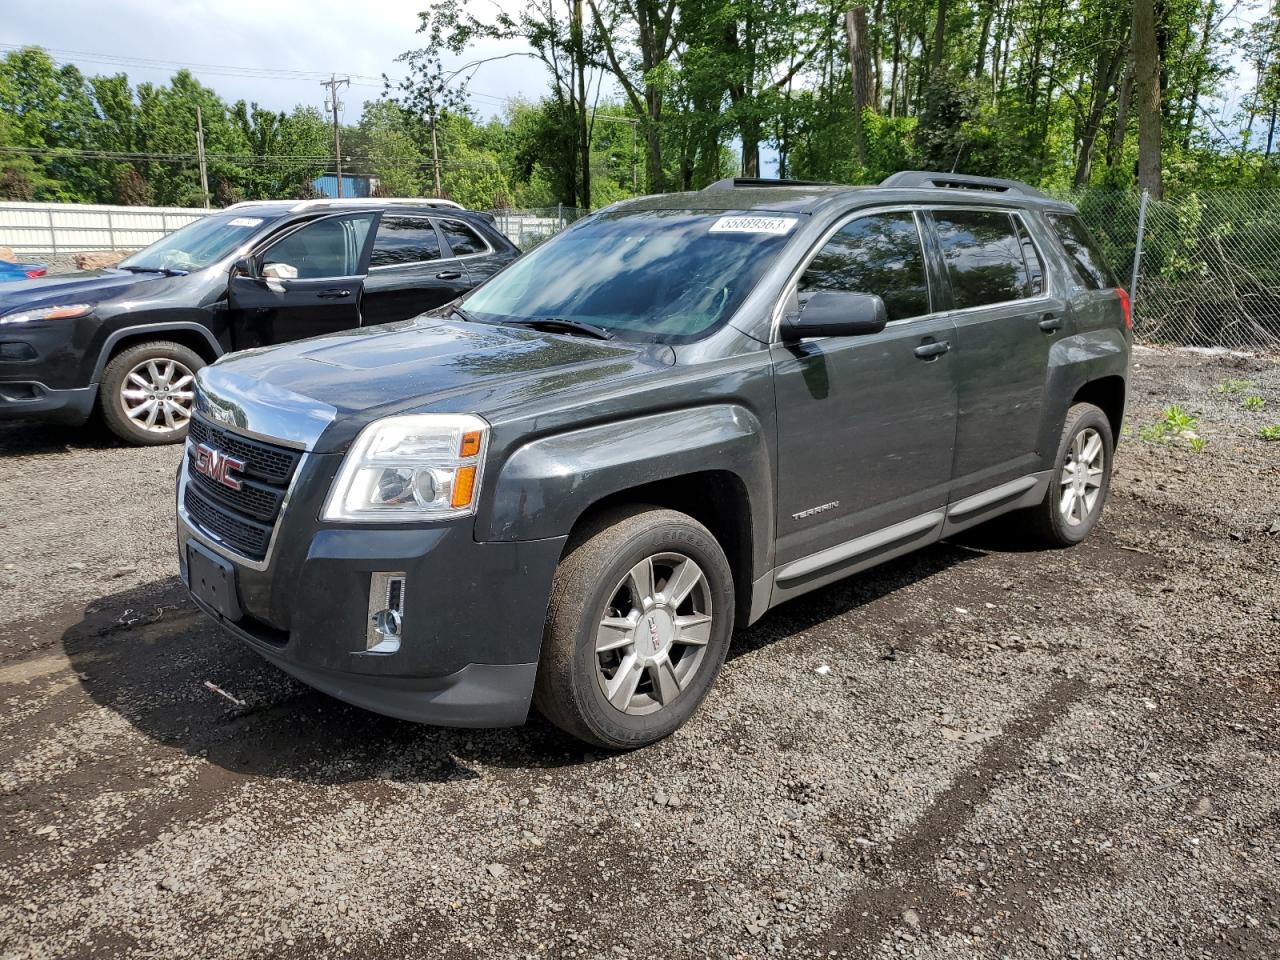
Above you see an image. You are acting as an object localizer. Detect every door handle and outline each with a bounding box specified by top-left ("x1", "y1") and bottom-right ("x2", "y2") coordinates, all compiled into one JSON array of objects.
[
  {"x1": 316, "y1": 289, "x2": 350, "y2": 300},
  {"x1": 435, "y1": 271, "x2": 463, "y2": 280},
  {"x1": 1039, "y1": 313, "x2": 1063, "y2": 332},
  {"x1": 914, "y1": 339, "x2": 950, "y2": 359}
]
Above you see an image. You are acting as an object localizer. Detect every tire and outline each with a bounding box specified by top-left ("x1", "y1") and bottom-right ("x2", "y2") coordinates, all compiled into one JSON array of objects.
[
  {"x1": 1024, "y1": 402, "x2": 1114, "y2": 547},
  {"x1": 533, "y1": 505, "x2": 736, "y2": 750},
  {"x1": 99, "y1": 341, "x2": 205, "y2": 446}
]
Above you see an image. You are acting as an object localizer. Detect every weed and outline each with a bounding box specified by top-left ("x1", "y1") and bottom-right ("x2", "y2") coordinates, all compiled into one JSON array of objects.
[
  {"x1": 1261, "y1": 425, "x2": 1280, "y2": 441},
  {"x1": 1217, "y1": 379, "x2": 1253, "y2": 395},
  {"x1": 1189, "y1": 436, "x2": 1208, "y2": 453},
  {"x1": 1243, "y1": 395, "x2": 1266, "y2": 411},
  {"x1": 1140, "y1": 405, "x2": 1203, "y2": 450}
]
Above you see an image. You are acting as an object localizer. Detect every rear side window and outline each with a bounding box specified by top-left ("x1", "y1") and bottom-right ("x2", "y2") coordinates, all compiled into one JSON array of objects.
[
  {"x1": 439, "y1": 219, "x2": 487, "y2": 257},
  {"x1": 931, "y1": 210, "x2": 1031, "y2": 308},
  {"x1": 1049, "y1": 214, "x2": 1117, "y2": 290},
  {"x1": 798, "y1": 212, "x2": 930, "y2": 321},
  {"x1": 1014, "y1": 217, "x2": 1045, "y2": 296},
  {"x1": 370, "y1": 216, "x2": 442, "y2": 267}
]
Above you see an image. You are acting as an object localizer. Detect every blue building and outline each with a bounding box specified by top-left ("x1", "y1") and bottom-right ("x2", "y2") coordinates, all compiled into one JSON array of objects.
[{"x1": 311, "y1": 174, "x2": 378, "y2": 198}]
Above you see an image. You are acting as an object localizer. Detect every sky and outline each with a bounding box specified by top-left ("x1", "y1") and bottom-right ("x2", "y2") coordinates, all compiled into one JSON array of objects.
[{"x1": 3, "y1": 0, "x2": 557, "y2": 123}]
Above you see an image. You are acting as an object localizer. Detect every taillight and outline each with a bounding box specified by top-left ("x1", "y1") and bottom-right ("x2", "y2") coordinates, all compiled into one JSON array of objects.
[
  {"x1": 24, "y1": 268, "x2": 46, "y2": 279},
  {"x1": 1115, "y1": 287, "x2": 1132, "y2": 330}
]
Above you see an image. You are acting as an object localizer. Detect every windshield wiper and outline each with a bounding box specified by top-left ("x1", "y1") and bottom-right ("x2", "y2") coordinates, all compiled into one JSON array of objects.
[
  {"x1": 118, "y1": 265, "x2": 188, "y2": 277},
  {"x1": 504, "y1": 317, "x2": 614, "y2": 340},
  {"x1": 450, "y1": 305, "x2": 480, "y2": 324}
]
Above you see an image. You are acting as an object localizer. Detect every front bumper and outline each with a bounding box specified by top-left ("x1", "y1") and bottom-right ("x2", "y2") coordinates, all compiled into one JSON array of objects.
[
  {"x1": 177, "y1": 487, "x2": 566, "y2": 728},
  {"x1": 0, "y1": 380, "x2": 97, "y2": 425}
]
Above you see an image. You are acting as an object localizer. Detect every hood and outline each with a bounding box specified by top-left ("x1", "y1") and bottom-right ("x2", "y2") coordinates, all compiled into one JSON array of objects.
[
  {"x1": 200, "y1": 314, "x2": 673, "y2": 451},
  {"x1": 0, "y1": 269, "x2": 170, "y2": 315}
]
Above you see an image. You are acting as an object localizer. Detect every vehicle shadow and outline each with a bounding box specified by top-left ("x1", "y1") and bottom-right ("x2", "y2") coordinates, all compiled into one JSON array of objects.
[
  {"x1": 63, "y1": 529, "x2": 1011, "y2": 783},
  {"x1": 0, "y1": 418, "x2": 126, "y2": 456}
]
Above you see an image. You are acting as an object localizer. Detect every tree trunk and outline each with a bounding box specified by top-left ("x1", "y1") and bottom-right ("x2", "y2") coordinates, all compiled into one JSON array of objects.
[
  {"x1": 845, "y1": 6, "x2": 874, "y2": 165},
  {"x1": 931, "y1": 0, "x2": 948, "y2": 73},
  {"x1": 1107, "y1": 52, "x2": 1133, "y2": 167},
  {"x1": 974, "y1": 0, "x2": 994, "y2": 78},
  {"x1": 1133, "y1": 0, "x2": 1163, "y2": 197},
  {"x1": 1181, "y1": 0, "x2": 1216, "y2": 149},
  {"x1": 1072, "y1": 38, "x2": 1126, "y2": 187}
]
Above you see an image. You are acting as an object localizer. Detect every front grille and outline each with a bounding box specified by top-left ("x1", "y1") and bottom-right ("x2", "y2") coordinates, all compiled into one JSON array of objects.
[{"x1": 183, "y1": 415, "x2": 302, "y2": 562}]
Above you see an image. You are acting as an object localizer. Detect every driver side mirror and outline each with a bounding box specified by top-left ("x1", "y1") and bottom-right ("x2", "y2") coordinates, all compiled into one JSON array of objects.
[
  {"x1": 231, "y1": 255, "x2": 257, "y2": 279},
  {"x1": 781, "y1": 291, "x2": 888, "y2": 340}
]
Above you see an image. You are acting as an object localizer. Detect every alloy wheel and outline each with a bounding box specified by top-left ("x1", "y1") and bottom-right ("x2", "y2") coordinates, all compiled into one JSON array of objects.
[
  {"x1": 594, "y1": 552, "x2": 714, "y2": 717},
  {"x1": 119, "y1": 357, "x2": 196, "y2": 434},
  {"x1": 1058, "y1": 426, "x2": 1104, "y2": 526}
]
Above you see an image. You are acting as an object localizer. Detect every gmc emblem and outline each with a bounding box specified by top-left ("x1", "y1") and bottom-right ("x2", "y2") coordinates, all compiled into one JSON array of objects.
[{"x1": 193, "y1": 443, "x2": 246, "y2": 491}]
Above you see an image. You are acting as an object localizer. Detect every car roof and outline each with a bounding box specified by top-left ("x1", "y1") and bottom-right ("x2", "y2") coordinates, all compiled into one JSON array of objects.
[{"x1": 611, "y1": 172, "x2": 1078, "y2": 218}]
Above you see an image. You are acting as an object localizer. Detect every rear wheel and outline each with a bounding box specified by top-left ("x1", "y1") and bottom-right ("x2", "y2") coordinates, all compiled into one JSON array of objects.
[
  {"x1": 1024, "y1": 402, "x2": 1113, "y2": 546},
  {"x1": 99, "y1": 341, "x2": 204, "y2": 446},
  {"x1": 533, "y1": 506, "x2": 735, "y2": 749}
]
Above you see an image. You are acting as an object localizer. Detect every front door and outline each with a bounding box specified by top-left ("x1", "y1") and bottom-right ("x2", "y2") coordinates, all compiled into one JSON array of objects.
[
  {"x1": 228, "y1": 212, "x2": 376, "y2": 349},
  {"x1": 771, "y1": 210, "x2": 959, "y2": 574},
  {"x1": 362, "y1": 215, "x2": 474, "y2": 325},
  {"x1": 925, "y1": 208, "x2": 1065, "y2": 498}
]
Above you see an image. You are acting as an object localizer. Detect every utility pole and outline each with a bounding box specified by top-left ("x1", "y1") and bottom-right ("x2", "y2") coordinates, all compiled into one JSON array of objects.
[
  {"x1": 195, "y1": 105, "x2": 210, "y2": 209},
  {"x1": 321, "y1": 75, "x2": 350, "y2": 197}
]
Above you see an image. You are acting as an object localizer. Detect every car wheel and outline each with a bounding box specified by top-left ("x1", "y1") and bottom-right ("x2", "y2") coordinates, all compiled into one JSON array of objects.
[
  {"x1": 533, "y1": 505, "x2": 736, "y2": 750},
  {"x1": 1025, "y1": 402, "x2": 1114, "y2": 547},
  {"x1": 99, "y1": 341, "x2": 204, "y2": 446}
]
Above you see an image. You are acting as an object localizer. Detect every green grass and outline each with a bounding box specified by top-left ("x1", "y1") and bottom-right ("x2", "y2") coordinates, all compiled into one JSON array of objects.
[
  {"x1": 1140, "y1": 405, "x2": 1205, "y2": 450},
  {"x1": 1217, "y1": 379, "x2": 1254, "y2": 395},
  {"x1": 1242, "y1": 395, "x2": 1266, "y2": 411},
  {"x1": 1260, "y1": 425, "x2": 1280, "y2": 441}
]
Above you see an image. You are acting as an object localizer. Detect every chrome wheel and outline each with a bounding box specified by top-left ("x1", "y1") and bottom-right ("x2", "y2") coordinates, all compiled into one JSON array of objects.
[
  {"x1": 594, "y1": 552, "x2": 713, "y2": 717},
  {"x1": 1059, "y1": 426, "x2": 1104, "y2": 526},
  {"x1": 119, "y1": 357, "x2": 195, "y2": 434}
]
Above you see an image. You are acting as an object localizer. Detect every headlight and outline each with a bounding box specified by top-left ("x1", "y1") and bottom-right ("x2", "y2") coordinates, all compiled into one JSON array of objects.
[
  {"x1": 322, "y1": 413, "x2": 490, "y2": 522},
  {"x1": 0, "y1": 304, "x2": 93, "y2": 325}
]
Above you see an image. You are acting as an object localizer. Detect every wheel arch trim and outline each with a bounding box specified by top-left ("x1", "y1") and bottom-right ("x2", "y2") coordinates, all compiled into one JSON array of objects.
[{"x1": 91, "y1": 322, "x2": 224, "y2": 383}]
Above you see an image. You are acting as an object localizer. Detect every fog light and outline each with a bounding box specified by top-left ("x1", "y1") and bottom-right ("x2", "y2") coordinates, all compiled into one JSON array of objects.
[{"x1": 366, "y1": 572, "x2": 406, "y2": 653}]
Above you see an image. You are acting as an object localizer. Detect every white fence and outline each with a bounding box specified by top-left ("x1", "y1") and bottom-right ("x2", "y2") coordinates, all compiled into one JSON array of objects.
[
  {"x1": 0, "y1": 202, "x2": 589, "y2": 258},
  {"x1": 0, "y1": 202, "x2": 210, "y2": 256}
]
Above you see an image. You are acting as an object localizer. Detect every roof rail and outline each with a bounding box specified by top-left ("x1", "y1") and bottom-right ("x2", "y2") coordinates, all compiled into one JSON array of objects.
[
  {"x1": 702, "y1": 177, "x2": 834, "y2": 191},
  {"x1": 224, "y1": 197, "x2": 466, "y2": 212},
  {"x1": 879, "y1": 170, "x2": 1047, "y2": 199}
]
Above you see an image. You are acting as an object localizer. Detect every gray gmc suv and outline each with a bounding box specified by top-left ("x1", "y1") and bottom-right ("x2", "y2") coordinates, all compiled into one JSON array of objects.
[{"x1": 176, "y1": 172, "x2": 1131, "y2": 749}]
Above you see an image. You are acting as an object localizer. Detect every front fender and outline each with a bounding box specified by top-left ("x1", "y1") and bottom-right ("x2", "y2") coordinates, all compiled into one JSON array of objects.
[{"x1": 477, "y1": 403, "x2": 773, "y2": 573}]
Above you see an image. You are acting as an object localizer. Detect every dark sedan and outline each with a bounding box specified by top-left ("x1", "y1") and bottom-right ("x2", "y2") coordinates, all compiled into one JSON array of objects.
[{"x1": 0, "y1": 199, "x2": 518, "y2": 444}]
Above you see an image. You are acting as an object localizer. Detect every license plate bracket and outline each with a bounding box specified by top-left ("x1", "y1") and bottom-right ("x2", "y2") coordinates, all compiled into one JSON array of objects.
[{"x1": 187, "y1": 542, "x2": 243, "y2": 621}]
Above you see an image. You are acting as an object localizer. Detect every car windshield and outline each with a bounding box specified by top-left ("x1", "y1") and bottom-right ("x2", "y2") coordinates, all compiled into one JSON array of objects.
[
  {"x1": 461, "y1": 208, "x2": 799, "y2": 343},
  {"x1": 118, "y1": 212, "x2": 279, "y2": 273}
]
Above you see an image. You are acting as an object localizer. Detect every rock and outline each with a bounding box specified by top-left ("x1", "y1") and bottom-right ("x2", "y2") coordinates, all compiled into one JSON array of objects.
[
  {"x1": 902, "y1": 908, "x2": 921, "y2": 929},
  {"x1": 653, "y1": 789, "x2": 669, "y2": 807},
  {"x1": 159, "y1": 877, "x2": 181, "y2": 892},
  {"x1": 485, "y1": 863, "x2": 508, "y2": 879},
  {"x1": 814, "y1": 664, "x2": 831, "y2": 676},
  {"x1": 1194, "y1": 798, "x2": 1212, "y2": 817},
  {"x1": 0, "y1": 246, "x2": 15, "y2": 262},
  {"x1": 75, "y1": 250, "x2": 130, "y2": 271},
  {"x1": 667, "y1": 795, "x2": 683, "y2": 809}
]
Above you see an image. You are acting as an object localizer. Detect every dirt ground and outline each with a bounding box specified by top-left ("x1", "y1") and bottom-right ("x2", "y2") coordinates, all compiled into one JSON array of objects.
[{"x1": 1, "y1": 345, "x2": 1277, "y2": 960}]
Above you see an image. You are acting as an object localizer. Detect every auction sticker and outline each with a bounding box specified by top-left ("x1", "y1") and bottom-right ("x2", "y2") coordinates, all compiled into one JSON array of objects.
[
  {"x1": 709, "y1": 215, "x2": 797, "y2": 235},
  {"x1": 228, "y1": 217, "x2": 264, "y2": 228}
]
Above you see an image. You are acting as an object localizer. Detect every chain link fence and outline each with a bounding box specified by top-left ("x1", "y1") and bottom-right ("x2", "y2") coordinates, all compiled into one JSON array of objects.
[
  {"x1": 1070, "y1": 190, "x2": 1280, "y2": 352},
  {"x1": 487, "y1": 207, "x2": 589, "y2": 250}
]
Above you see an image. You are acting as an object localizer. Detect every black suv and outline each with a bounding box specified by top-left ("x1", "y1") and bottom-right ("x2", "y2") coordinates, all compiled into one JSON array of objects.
[
  {"x1": 177, "y1": 172, "x2": 1131, "y2": 749},
  {"x1": 0, "y1": 199, "x2": 517, "y2": 445}
]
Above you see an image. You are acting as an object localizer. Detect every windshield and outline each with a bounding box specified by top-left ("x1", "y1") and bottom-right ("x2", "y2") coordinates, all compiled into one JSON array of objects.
[
  {"x1": 462, "y1": 208, "x2": 799, "y2": 342},
  {"x1": 119, "y1": 212, "x2": 279, "y2": 273}
]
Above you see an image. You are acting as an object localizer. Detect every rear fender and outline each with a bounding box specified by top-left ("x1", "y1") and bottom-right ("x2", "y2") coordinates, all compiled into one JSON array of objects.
[{"x1": 1037, "y1": 327, "x2": 1129, "y2": 463}]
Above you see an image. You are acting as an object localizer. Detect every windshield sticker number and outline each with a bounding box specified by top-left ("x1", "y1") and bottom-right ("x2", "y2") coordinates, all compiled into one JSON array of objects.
[
  {"x1": 709, "y1": 216, "x2": 796, "y2": 235},
  {"x1": 227, "y1": 217, "x2": 263, "y2": 228}
]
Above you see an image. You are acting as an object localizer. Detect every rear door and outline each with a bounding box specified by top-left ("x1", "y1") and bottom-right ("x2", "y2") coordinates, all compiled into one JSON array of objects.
[
  {"x1": 228, "y1": 212, "x2": 376, "y2": 348},
  {"x1": 925, "y1": 207, "x2": 1066, "y2": 498},
  {"x1": 362, "y1": 215, "x2": 469, "y2": 325},
  {"x1": 438, "y1": 216, "x2": 506, "y2": 284}
]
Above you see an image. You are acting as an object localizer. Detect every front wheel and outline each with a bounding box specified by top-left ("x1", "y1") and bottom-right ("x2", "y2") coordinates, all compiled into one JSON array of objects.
[
  {"x1": 99, "y1": 341, "x2": 204, "y2": 446},
  {"x1": 1024, "y1": 402, "x2": 1114, "y2": 547},
  {"x1": 533, "y1": 506, "x2": 736, "y2": 749}
]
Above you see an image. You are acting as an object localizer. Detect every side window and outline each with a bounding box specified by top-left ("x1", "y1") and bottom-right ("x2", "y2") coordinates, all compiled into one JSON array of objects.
[
  {"x1": 1048, "y1": 214, "x2": 1117, "y2": 290},
  {"x1": 438, "y1": 219, "x2": 487, "y2": 257},
  {"x1": 261, "y1": 215, "x2": 373, "y2": 279},
  {"x1": 797, "y1": 211, "x2": 930, "y2": 321},
  {"x1": 931, "y1": 210, "x2": 1030, "y2": 308},
  {"x1": 1014, "y1": 216, "x2": 1045, "y2": 296},
  {"x1": 370, "y1": 216, "x2": 442, "y2": 267}
]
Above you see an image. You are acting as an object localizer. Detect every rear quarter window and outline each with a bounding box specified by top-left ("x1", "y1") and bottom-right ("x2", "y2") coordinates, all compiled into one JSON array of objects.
[{"x1": 1048, "y1": 214, "x2": 1117, "y2": 290}]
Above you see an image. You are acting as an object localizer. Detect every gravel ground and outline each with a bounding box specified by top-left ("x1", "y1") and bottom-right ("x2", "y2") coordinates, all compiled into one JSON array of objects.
[{"x1": 1, "y1": 345, "x2": 1278, "y2": 960}]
